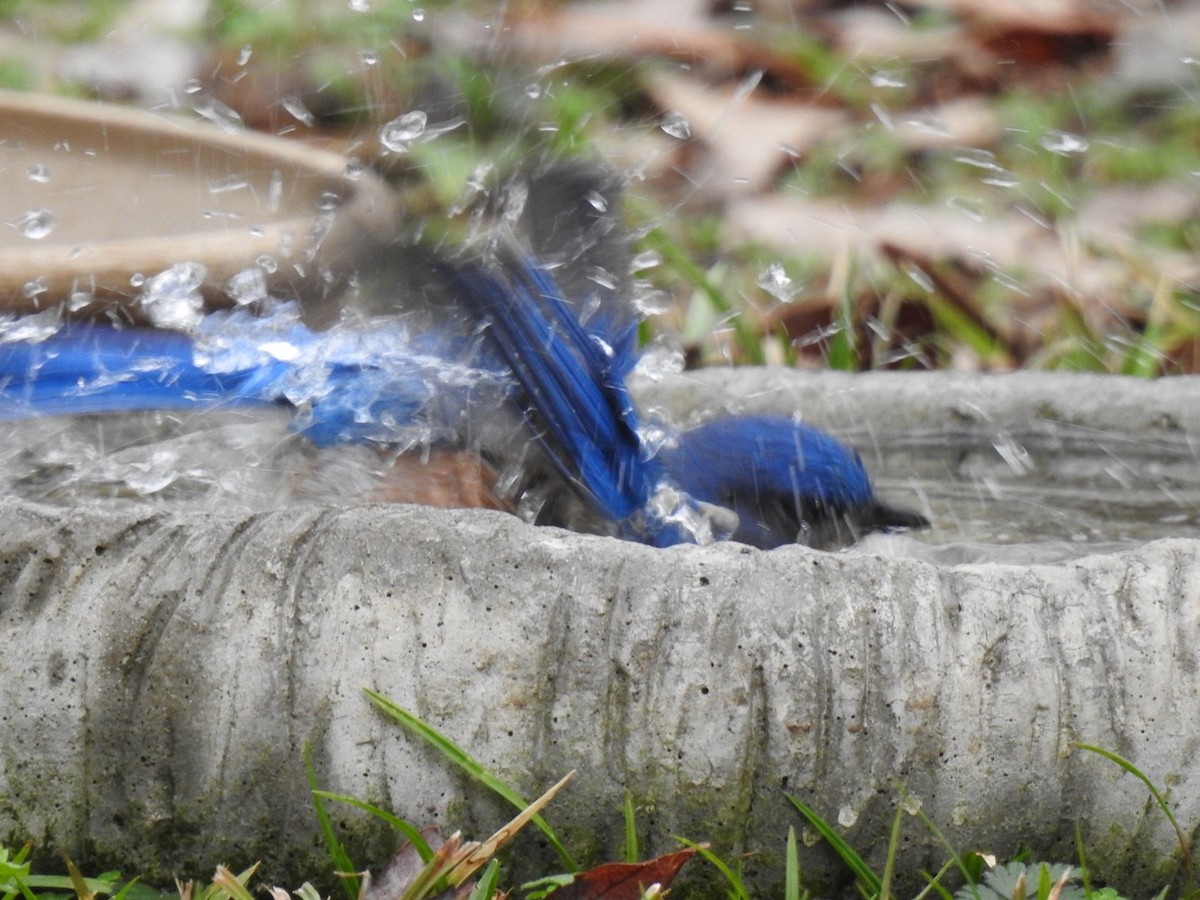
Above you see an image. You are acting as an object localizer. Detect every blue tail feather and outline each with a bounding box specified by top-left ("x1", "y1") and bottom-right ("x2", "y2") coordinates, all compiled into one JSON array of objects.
[
  {"x1": 0, "y1": 327, "x2": 268, "y2": 417},
  {"x1": 436, "y1": 252, "x2": 662, "y2": 530}
]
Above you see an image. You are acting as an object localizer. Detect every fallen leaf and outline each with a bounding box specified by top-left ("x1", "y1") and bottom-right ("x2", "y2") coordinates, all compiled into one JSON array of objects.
[
  {"x1": 643, "y1": 72, "x2": 848, "y2": 195},
  {"x1": 549, "y1": 847, "x2": 699, "y2": 900}
]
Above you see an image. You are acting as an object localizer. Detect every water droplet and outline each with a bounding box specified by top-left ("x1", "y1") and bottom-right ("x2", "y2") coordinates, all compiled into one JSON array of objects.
[
  {"x1": 267, "y1": 169, "x2": 283, "y2": 213},
  {"x1": 981, "y1": 173, "x2": 1020, "y2": 189},
  {"x1": 22, "y1": 276, "x2": 48, "y2": 299},
  {"x1": 208, "y1": 174, "x2": 249, "y2": 194},
  {"x1": 282, "y1": 95, "x2": 315, "y2": 127},
  {"x1": 953, "y1": 147, "x2": 1004, "y2": 172},
  {"x1": 870, "y1": 102, "x2": 894, "y2": 131},
  {"x1": 660, "y1": 111, "x2": 692, "y2": 140},
  {"x1": 411, "y1": 7, "x2": 425, "y2": 21},
  {"x1": 226, "y1": 267, "x2": 268, "y2": 305},
  {"x1": 236, "y1": 44, "x2": 252, "y2": 65},
  {"x1": 757, "y1": 262, "x2": 797, "y2": 302},
  {"x1": 359, "y1": 49, "x2": 378, "y2": 67},
  {"x1": 586, "y1": 266, "x2": 617, "y2": 290},
  {"x1": 191, "y1": 95, "x2": 244, "y2": 133},
  {"x1": 183, "y1": 78, "x2": 203, "y2": 94},
  {"x1": 379, "y1": 110, "x2": 427, "y2": 152},
  {"x1": 869, "y1": 69, "x2": 907, "y2": 88},
  {"x1": 954, "y1": 148, "x2": 1019, "y2": 187},
  {"x1": 0, "y1": 307, "x2": 60, "y2": 343},
  {"x1": 14, "y1": 208, "x2": 55, "y2": 239},
  {"x1": 344, "y1": 157, "x2": 366, "y2": 179},
  {"x1": 347, "y1": 0, "x2": 370, "y2": 10},
  {"x1": 1040, "y1": 130, "x2": 1088, "y2": 155},
  {"x1": 632, "y1": 341, "x2": 685, "y2": 381},
  {"x1": 25, "y1": 164, "x2": 50, "y2": 183},
  {"x1": 140, "y1": 262, "x2": 208, "y2": 331},
  {"x1": 524, "y1": 83, "x2": 544, "y2": 100},
  {"x1": 993, "y1": 433, "x2": 1033, "y2": 476},
  {"x1": 631, "y1": 250, "x2": 663, "y2": 272},
  {"x1": 904, "y1": 265, "x2": 935, "y2": 293},
  {"x1": 632, "y1": 285, "x2": 671, "y2": 316},
  {"x1": 130, "y1": 272, "x2": 145, "y2": 288},
  {"x1": 585, "y1": 190, "x2": 608, "y2": 212},
  {"x1": 260, "y1": 340, "x2": 301, "y2": 362},
  {"x1": 945, "y1": 196, "x2": 985, "y2": 222},
  {"x1": 317, "y1": 190, "x2": 340, "y2": 211}
]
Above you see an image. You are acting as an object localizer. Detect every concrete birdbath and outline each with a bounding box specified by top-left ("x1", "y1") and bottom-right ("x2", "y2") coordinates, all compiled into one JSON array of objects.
[
  {"x1": 2, "y1": 363, "x2": 1198, "y2": 895},
  {"x1": 0, "y1": 92, "x2": 1197, "y2": 899}
]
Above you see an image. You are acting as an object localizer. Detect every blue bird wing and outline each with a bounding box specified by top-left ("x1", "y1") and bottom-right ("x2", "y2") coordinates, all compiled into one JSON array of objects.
[
  {"x1": 0, "y1": 307, "x2": 511, "y2": 449},
  {"x1": 436, "y1": 250, "x2": 698, "y2": 543}
]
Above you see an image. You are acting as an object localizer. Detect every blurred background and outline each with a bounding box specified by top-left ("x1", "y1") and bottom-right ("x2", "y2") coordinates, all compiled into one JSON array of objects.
[{"x1": 2, "y1": 0, "x2": 1199, "y2": 374}]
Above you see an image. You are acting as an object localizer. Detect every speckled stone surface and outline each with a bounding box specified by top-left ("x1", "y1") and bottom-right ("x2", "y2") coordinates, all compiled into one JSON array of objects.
[{"x1": 2, "y1": 369, "x2": 1199, "y2": 895}]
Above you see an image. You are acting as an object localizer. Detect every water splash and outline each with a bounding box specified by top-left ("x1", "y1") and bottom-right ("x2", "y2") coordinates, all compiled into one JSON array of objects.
[
  {"x1": 380, "y1": 110, "x2": 428, "y2": 152},
  {"x1": 226, "y1": 267, "x2": 269, "y2": 306},
  {"x1": 630, "y1": 250, "x2": 663, "y2": 272},
  {"x1": 1040, "y1": 130, "x2": 1089, "y2": 155},
  {"x1": 14, "y1": 208, "x2": 55, "y2": 240},
  {"x1": 0, "y1": 308, "x2": 61, "y2": 344},
  {"x1": 757, "y1": 262, "x2": 798, "y2": 303},
  {"x1": 660, "y1": 112, "x2": 692, "y2": 140},
  {"x1": 140, "y1": 262, "x2": 208, "y2": 331},
  {"x1": 282, "y1": 96, "x2": 316, "y2": 127}
]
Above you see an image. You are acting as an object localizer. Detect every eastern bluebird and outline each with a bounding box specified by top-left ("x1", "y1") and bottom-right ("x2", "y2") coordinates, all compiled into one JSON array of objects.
[{"x1": 0, "y1": 162, "x2": 927, "y2": 548}]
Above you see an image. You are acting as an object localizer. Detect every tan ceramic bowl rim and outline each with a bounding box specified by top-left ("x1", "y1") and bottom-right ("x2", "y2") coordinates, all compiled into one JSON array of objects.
[{"x1": 0, "y1": 89, "x2": 397, "y2": 310}]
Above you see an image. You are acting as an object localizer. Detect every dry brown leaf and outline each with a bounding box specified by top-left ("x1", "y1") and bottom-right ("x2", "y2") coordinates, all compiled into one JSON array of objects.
[
  {"x1": 726, "y1": 194, "x2": 1198, "y2": 303},
  {"x1": 891, "y1": 99, "x2": 1000, "y2": 152},
  {"x1": 504, "y1": 0, "x2": 821, "y2": 91},
  {"x1": 643, "y1": 72, "x2": 848, "y2": 195},
  {"x1": 444, "y1": 770, "x2": 576, "y2": 885},
  {"x1": 899, "y1": 0, "x2": 1123, "y2": 34},
  {"x1": 548, "y1": 847, "x2": 699, "y2": 900},
  {"x1": 363, "y1": 826, "x2": 446, "y2": 900}
]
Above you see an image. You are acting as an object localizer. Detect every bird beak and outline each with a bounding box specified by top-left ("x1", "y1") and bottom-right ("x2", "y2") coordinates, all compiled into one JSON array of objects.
[{"x1": 862, "y1": 499, "x2": 931, "y2": 533}]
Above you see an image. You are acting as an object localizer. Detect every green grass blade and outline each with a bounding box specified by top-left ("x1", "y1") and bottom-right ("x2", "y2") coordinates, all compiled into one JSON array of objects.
[
  {"x1": 622, "y1": 790, "x2": 640, "y2": 864},
  {"x1": 21, "y1": 876, "x2": 119, "y2": 894},
  {"x1": 1074, "y1": 820, "x2": 1094, "y2": 897},
  {"x1": 786, "y1": 796, "x2": 882, "y2": 897},
  {"x1": 466, "y1": 859, "x2": 500, "y2": 900},
  {"x1": 638, "y1": 227, "x2": 765, "y2": 365},
  {"x1": 906, "y1": 801, "x2": 980, "y2": 900},
  {"x1": 1072, "y1": 743, "x2": 1192, "y2": 873},
  {"x1": 785, "y1": 826, "x2": 804, "y2": 900},
  {"x1": 914, "y1": 859, "x2": 957, "y2": 900},
  {"x1": 110, "y1": 879, "x2": 148, "y2": 900},
  {"x1": 673, "y1": 838, "x2": 749, "y2": 900},
  {"x1": 305, "y1": 744, "x2": 360, "y2": 900},
  {"x1": 878, "y1": 804, "x2": 904, "y2": 900},
  {"x1": 312, "y1": 791, "x2": 433, "y2": 862},
  {"x1": 364, "y1": 688, "x2": 577, "y2": 872},
  {"x1": 2, "y1": 875, "x2": 38, "y2": 900}
]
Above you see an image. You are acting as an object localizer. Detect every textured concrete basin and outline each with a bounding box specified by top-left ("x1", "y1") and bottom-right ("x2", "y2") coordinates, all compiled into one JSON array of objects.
[{"x1": 1, "y1": 368, "x2": 1198, "y2": 896}]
